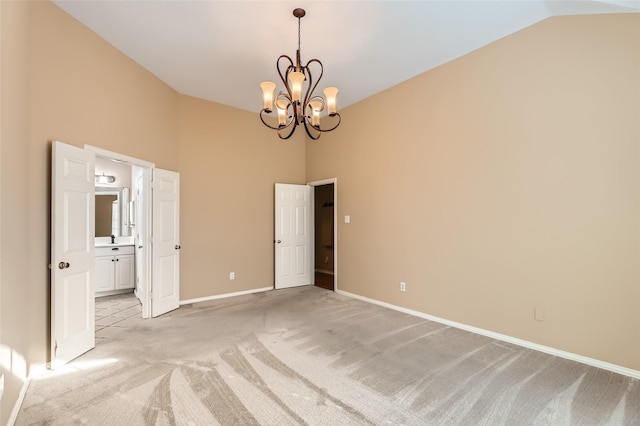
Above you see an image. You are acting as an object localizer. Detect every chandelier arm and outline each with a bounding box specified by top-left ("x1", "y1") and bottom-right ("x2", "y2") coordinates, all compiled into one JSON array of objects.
[
  {"x1": 259, "y1": 109, "x2": 284, "y2": 131},
  {"x1": 315, "y1": 112, "x2": 342, "y2": 133},
  {"x1": 260, "y1": 103, "x2": 296, "y2": 131},
  {"x1": 304, "y1": 59, "x2": 324, "y2": 107},
  {"x1": 276, "y1": 55, "x2": 295, "y2": 94},
  {"x1": 277, "y1": 120, "x2": 298, "y2": 140},
  {"x1": 305, "y1": 95, "x2": 325, "y2": 119},
  {"x1": 300, "y1": 65, "x2": 312, "y2": 116},
  {"x1": 302, "y1": 120, "x2": 321, "y2": 140}
]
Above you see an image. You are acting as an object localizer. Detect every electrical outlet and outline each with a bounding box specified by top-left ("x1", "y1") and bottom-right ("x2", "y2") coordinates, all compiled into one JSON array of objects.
[
  {"x1": 229, "y1": 272, "x2": 235, "y2": 280},
  {"x1": 534, "y1": 307, "x2": 544, "y2": 321},
  {"x1": 400, "y1": 282, "x2": 406, "y2": 292}
]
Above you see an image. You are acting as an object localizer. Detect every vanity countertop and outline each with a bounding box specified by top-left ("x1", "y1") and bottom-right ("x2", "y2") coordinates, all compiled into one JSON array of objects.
[
  {"x1": 95, "y1": 242, "x2": 135, "y2": 248},
  {"x1": 95, "y1": 236, "x2": 135, "y2": 248}
]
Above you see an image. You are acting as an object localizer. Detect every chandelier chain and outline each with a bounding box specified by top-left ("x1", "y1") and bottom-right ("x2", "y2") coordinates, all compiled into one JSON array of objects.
[{"x1": 297, "y1": 16, "x2": 301, "y2": 52}]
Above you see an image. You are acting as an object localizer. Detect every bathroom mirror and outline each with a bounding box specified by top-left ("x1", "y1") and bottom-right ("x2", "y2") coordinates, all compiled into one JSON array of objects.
[{"x1": 95, "y1": 186, "x2": 130, "y2": 237}]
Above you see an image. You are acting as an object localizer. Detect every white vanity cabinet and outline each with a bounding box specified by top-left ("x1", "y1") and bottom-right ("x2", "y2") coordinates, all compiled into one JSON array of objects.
[{"x1": 95, "y1": 245, "x2": 135, "y2": 294}]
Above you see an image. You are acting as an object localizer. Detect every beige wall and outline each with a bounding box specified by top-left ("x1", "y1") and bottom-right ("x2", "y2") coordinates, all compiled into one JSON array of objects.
[
  {"x1": 177, "y1": 95, "x2": 305, "y2": 301},
  {"x1": 307, "y1": 14, "x2": 640, "y2": 370},
  {"x1": 26, "y1": 0, "x2": 179, "y2": 380},
  {"x1": 0, "y1": 1, "x2": 303, "y2": 421},
  {"x1": 1, "y1": 1, "x2": 32, "y2": 422}
]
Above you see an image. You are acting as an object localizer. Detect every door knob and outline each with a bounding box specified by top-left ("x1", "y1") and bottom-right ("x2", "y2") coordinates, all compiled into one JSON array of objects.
[
  {"x1": 58, "y1": 262, "x2": 70, "y2": 269},
  {"x1": 276, "y1": 240, "x2": 282, "y2": 244},
  {"x1": 175, "y1": 245, "x2": 181, "y2": 250}
]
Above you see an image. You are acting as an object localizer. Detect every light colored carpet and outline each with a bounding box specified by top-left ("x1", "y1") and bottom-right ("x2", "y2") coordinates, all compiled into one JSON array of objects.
[{"x1": 16, "y1": 286, "x2": 640, "y2": 425}]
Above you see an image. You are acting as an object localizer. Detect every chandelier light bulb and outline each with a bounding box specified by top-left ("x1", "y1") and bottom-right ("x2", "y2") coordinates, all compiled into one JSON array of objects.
[
  {"x1": 323, "y1": 87, "x2": 339, "y2": 116},
  {"x1": 288, "y1": 72, "x2": 305, "y2": 103},
  {"x1": 260, "y1": 82, "x2": 276, "y2": 112},
  {"x1": 276, "y1": 100, "x2": 289, "y2": 127},
  {"x1": 311, "y1": 109, "x2": 320, "y2": 127},
  {"x1": 309, "y1": 100, "x2": 323, "y2": 127}
]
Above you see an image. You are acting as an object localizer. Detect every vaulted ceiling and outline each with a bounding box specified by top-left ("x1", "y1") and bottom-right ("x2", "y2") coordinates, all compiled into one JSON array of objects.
[{"x1": 53, "y1": 1, "x2": 639, "y2": 113}]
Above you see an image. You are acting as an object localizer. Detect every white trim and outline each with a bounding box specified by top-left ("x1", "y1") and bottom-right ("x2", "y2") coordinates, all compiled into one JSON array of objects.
[
  {"x1": 307, "y1": 178, "x2": 336, "y2": 186},
  {"x1": 179, "y1": 286, "x2": 273, "y2": 305},
  {"x1": 7, "y1": 378, "x2": 31, "y2": 426},
  {"x1": 84, "y1": 145, "x2": 155, "y2": 168},
  {"x1": 337, "y1": 289, "x2": 640, "y2": 380},
  {"x1": 8, "y1": 363, "x2": 54, "y2": 424},
  {"x1": 307, "y1": 178, "x2": 338, "y2": 292}
]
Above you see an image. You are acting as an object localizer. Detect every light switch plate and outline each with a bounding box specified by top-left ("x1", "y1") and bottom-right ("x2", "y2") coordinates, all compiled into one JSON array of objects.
[{"x1": 344, "y1": 215, "x2": 350, "y2": 224}]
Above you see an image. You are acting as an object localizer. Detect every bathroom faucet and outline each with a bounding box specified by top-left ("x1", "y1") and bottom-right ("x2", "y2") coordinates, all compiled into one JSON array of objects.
[{"x1": 111, "y1": 234, "x2": 115, "y2": 244}]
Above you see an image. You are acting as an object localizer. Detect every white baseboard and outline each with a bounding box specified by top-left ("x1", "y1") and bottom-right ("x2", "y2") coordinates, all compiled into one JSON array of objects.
[
  {"x1": 7, "y1": 377, "x2": 31, "y2": 426},
  {"x1": 336, "y1": 289, "x2": 640, "y2": 380},
  {"x1": 180, "y1": 286, "x2": 273, "y2": 305}
]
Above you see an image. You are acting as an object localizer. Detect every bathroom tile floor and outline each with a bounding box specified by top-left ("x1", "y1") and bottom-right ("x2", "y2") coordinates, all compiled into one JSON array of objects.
[{"x1": 95, "y1": 292, "x2": 142, "y2": 340}]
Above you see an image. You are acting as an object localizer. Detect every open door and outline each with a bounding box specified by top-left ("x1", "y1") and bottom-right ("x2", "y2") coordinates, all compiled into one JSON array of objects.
[
  {"x1": 151, "y1": 168, "x2": 180, "y2": 317},
  {"x1": 51, "y1": 141, "x2": 96, "y2": 368},
  {"x1": 275, "y1": 183, "x2": 312, "y2": 289},
  {"x1": 133, "y1": 166, "x2": 151, "y2": 318}
]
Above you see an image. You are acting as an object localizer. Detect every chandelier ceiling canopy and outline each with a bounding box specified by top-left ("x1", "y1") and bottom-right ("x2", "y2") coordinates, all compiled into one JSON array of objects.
[{"x1": 259, "y1": 8, "x2": 341, "y2": 140}]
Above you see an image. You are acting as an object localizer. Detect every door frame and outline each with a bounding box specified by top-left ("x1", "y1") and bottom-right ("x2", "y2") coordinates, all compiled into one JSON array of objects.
[
  {"x1": 85, "y1": 145, "x2": 155, "y2": 318},
  {"x1": 308, "y1": 178, "x2": 338, "y2": 292}
]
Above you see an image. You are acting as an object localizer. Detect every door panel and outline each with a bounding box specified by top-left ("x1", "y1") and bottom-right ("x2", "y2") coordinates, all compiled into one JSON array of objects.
[
  {"x1": 95, "y1": 256, "x2": 114, "y2": 292},
  {"x1": 115, "y1": 255, "x2": 135, "y2": 289},
  {"x1": 151, "y1": 168, "x2": 180, "y2": 317},
  {"x1": 275, "y1": 183, "x2": 311, "y2": 289},
  {"x1": 51, "y1": 141, "x2": 95, "y2": 368}
]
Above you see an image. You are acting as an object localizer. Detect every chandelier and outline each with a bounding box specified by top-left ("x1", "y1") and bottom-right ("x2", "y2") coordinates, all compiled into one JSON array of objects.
[{"x1": 259, "y1": 8, "x2": 341, "y2": 140}]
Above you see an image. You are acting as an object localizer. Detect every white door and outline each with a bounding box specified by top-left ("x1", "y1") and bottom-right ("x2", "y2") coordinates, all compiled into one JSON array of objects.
[
  {"x1": 151, "y1": 168, "x2": 180, "y2": 317},
  {"x1": 275, "y1": 183, "x2": 312, "y2": 289},
  {"x1": 134, "y1": 167, "x2": 151, "y2": 318},
  {"x1": 51, "y1": 141, "x2": 95, "y2": 368}
]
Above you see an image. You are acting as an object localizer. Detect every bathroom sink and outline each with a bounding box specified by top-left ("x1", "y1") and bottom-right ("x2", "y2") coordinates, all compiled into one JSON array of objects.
[{"x1": 95, "y1": 236, "x2": 135, "y2": 248}]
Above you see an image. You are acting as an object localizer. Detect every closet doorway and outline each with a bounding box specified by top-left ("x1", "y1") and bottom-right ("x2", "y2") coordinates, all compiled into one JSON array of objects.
[{"x1": 309, "y1": 178, "x2": 337, "y2": 292}]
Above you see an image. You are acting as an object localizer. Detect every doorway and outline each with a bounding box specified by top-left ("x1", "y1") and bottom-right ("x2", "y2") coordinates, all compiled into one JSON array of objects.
[
  {"x1": 87, "y1": 145, "x2": 154, "y2": 319},
  {"x1": 313, "y1": 183, "x2": 335, "y2": 291},
  {"x1": 273, "y1": 178, "x2": 338, "y2": 291},
  {"x1": 309, "y1": 178, "x2": 337, "y2": 292},
  {"x1": 52, "y1": 141, "x2": 181, "y2": 367}
]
